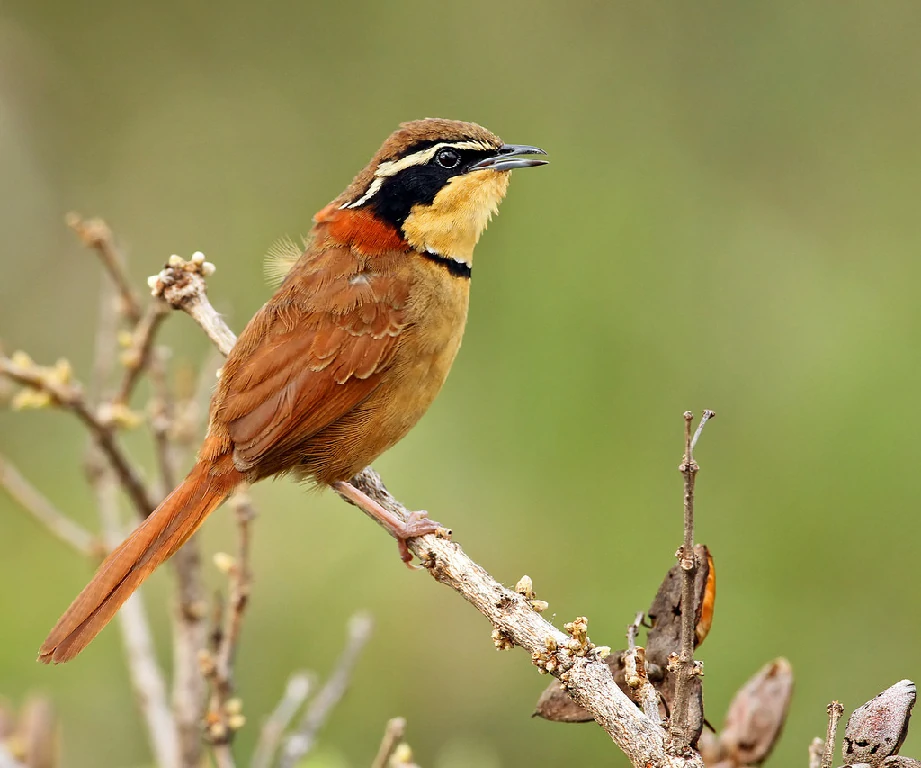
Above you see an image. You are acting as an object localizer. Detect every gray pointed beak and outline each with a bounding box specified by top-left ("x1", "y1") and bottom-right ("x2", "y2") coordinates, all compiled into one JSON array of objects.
[{"x1": 469, "y1": 144, "x2": 549, "y2": 171}]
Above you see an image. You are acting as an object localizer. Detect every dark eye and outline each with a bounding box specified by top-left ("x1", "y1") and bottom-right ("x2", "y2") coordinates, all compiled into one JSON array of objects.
[{"x1": 435, "y1": 148, "x2": 461, "y2": 169}]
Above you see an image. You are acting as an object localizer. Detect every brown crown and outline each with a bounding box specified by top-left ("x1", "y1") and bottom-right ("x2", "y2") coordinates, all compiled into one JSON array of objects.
[{"x1": 332, "y1": 119, "x2": 503, "y2": 208}]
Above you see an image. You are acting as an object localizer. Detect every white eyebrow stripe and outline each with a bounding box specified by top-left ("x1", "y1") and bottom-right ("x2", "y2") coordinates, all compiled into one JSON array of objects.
[
  {"x1": 342, "y1": 177, "x2": 385, "y2": 209},
  {"x1": 375, "y1": 140, "x2": 494, "y2": 178},
  {"x1": 341, "y1": 140, "x2": 495, "y2": 209}
]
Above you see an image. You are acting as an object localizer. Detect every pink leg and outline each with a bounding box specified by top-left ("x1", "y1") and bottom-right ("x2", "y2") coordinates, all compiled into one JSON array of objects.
[{"x1": 332, "y1": 481, "x2": 448, "y2": 566}]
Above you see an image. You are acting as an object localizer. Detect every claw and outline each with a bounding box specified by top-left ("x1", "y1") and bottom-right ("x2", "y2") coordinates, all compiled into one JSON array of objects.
[
  {"x1": 394, "y1": 510, "x2": 446, "y2": 567},
  {"x1": 333, "y1": 480, "x2": 452, "y2": 567}
]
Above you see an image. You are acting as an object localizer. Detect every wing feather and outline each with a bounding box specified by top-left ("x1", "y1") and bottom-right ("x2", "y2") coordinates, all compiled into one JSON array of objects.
[{"x1": 210, "y1": 243, "x2": 409, "y2": 474}]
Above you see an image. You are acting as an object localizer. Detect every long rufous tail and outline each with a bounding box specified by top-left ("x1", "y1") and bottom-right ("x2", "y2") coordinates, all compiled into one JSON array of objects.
[{"x1": 39, "y1": 457, "x2": 242, "y2": 664}]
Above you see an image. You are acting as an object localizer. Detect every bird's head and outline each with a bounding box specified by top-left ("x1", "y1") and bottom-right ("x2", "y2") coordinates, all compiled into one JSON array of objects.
[{"x1": 329, "y1": 119, "x2": 547, "y2": 266}]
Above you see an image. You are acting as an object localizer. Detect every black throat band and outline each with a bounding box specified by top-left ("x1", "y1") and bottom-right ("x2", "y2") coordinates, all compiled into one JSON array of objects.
[{"x1": 421, "y1": 250, "x2": 472, "y2": 279}]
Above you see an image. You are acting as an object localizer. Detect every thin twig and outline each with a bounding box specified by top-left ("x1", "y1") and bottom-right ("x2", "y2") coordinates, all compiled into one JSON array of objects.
[
  {"x1": 218, "y1": 490, "x2": 255, "y2": 676},
  {"x1": 67, "y1": 213, "x2": 142, "y2": 323},
  {"x1": 690, "y1": 410, "x2": 714, "y2": 452},
  {"x1": 0, "y1": 454, "x2": 99, "y2": 557},
  {"x1": 73, "y1": 214, "x2": 179, "y2": 504},
  {"x1": 371, "y1": 718, "x2": 407, "y2": 768},
  {"x1": 117, "y1": 300, "x2": 176, "y2": 497},
  {"x1": 279, "y1": 614, "x2": 375, "y2": 768},
  {"x1": 149, "y1": 255, "x2": 236, "y2": 356},
  {"x1": 627, "y1": 611, "x2": 643, "y2": 650},
  {"x1": 0, "y1": 356, "x2": 156, "y2": 516},
  {"x1": 624, "y1": 612, "x2": 661, "y2": 725},
  {"x1": 668, "y1": 410, "x2": 714, "y2": 752},
  {"x1": 116, "y1": 300, "x2": 170, "y2": 404},
  {"x1": 251, "y1": 673, "x2": 311, "y2": 768},
  {"x1": 72, "y1": 215, "x2": 179, "y2": 500},
  {"x1": 204, "y1": 489, "x2": 257, "y2": 752},
  {"x1": 821, "y1": 701, "x2": 843, "y2": 768}
]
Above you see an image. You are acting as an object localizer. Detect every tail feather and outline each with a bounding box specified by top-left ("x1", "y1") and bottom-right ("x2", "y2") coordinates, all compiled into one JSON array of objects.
[{"x1": 39, "y1": 459, "x2": 241, "y2": 664}]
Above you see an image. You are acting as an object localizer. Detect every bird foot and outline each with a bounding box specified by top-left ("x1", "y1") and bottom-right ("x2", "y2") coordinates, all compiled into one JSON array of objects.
[
  {"x1": 394, "y1": 510, "x2": 451, "y2": 567},
  {"x1": 332, "y1": 481, "x2": 451, "y2": 568}
]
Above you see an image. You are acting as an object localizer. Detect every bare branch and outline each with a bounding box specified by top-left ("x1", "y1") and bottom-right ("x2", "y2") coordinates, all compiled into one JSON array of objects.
[
  {"x1": 279, "y1": 613, "x2": 375, "y2": 768},
  {"x1": 690, "y1": 410, "x2": 715, "y2": 452},
  {"x1": 0, "y1": 454, "x2": 98, "y2": 556},
  {"x1": 218, "y1": 490, "x2": 255, "y2": 676},
  {"x1": 821, "y1": 701, "x2": 843, "y2": 768},
  {"x1": 625, "y1": 612, "x2": 661, "y2": 725},
  {"x1": 116, "y1": 300, "x2": 170, "y2": 404},
  {"x1": 67, "y1": 213, "x2": 142, "y2": 323},
  {"x1": 149, "y1": 254, "x2": 236, "y2": 356},
  {"x1": 371, "y1": 718, "x2": 408, "y2": 768},
  {"x1": 348, "y1": 469, "x2": 703, "y2": 768},
  {"x1": 0, "y1": 355, "x2": 155, "y2": 517},
  {"x1": 251, "y1": 673, "x2": 311, "y2": 768},
  {"x1": 668, "y1": 410, "x2": 713, "y2": 753},
  {"x1": 204, "y1": 489, "x2": 257, "y2": 753}
]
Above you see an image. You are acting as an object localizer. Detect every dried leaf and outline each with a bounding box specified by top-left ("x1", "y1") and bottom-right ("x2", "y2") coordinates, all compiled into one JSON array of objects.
[
  {"x1": 646, "y1": 545, "x2": 714, "y2": 665},
  {"x1": 843, "y1": 680, "x2": 915, "y2": 767},
  {"x1": 718, "y1": 658, "x2": 793, "y2": 766}
]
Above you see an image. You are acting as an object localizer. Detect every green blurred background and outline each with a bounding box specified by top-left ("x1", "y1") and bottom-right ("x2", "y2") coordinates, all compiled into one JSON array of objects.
[{"x1": 3, "y1": 1, "x2": 921, "y2": 766}]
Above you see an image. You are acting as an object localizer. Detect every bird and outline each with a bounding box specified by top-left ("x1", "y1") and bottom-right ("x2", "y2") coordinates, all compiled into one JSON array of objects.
[{"x1": 39, "y1": 118, "x2": 548, "y2": 664}]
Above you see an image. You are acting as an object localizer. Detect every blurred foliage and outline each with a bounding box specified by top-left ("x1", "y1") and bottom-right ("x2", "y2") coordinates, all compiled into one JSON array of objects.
[{"x1": 3, "y1": 1, "x2": 921, "y2": 766}]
